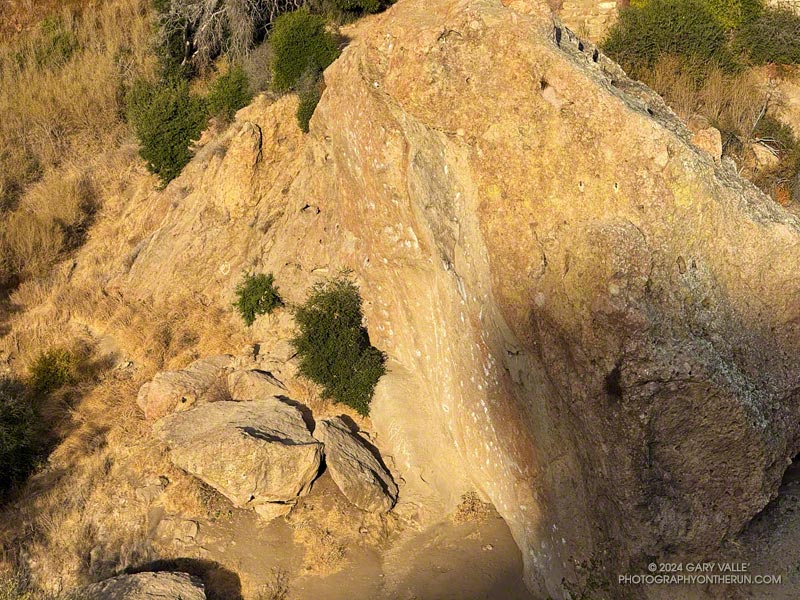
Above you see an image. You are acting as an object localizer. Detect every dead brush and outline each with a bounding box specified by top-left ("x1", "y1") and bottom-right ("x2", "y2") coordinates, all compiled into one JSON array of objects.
[{"x1": 453, "y1": 491, "x2": 492, "y2": 524}]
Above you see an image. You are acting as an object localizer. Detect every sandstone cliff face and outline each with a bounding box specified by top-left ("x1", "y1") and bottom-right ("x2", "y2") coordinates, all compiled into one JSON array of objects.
[{"x1": 117, "y1": 0, "x2": 800, "y2": 597}]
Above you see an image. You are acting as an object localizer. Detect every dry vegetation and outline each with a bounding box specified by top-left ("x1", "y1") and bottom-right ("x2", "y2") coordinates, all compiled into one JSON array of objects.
[
  {"x1": 453, "y1": 491, "x2": 491, "y2": 524},
  {"x1": 0, "y1": 267, "x2": 248, "y2": 594},
  {"x1": 0, "y1": 0, "x2": 156, "y2": 290},
  {"x1": 603, "y1": 0, "x2": 800, "y2": 204}
]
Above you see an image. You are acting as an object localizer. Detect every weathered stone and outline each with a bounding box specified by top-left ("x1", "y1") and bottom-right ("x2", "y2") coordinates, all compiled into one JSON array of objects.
[
  {"x1": 119, "y1": 0, "x2": 800, "y2": 597},
  {"x1": 688, "y1": 116, "x2": 723, "y2": 161},
  {"x1": 153, "y1": 399, "x2": 322, "y2": 509},
  {"x1": 134, "y1": 476, "x2": 168, "y2": 504},
  {"x1": 155, "y1": 517, "x2": 199, "y2": 546},
  {"x1": 253, "y1": 502, "x2": 294, "y2": 522},
  {"x1": 315, "y1": 417, "x2": 398, "y2": 513},
  {"x1": 137, "y1": 355, "x2": 233, "y2": 420},
  {"x1": 227, "y1": 369, "x2": 287, "y2": 401},
  {"x1": 751, "y1": 141, "x2": 781, "y2": 169},
  {"x1": 65, "y1": 572, "x2": 205, "y2": 600}
]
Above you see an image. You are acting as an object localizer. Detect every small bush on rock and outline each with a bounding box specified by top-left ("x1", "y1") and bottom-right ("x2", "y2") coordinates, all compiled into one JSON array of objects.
[
  {"x1": 270, "y1": 10, "x2": 339, "y2": 92},
  {"x1": 235, "y1": 272, "x2": 283, "y2": 326},
  {"x1": 330, "y1": 0, "x2": 384, "y2": 14},
  {"x1": 207, "y1": 65, "x2": 253, "y2": 122},
  {"x1": 126, "y1": 78, "x2": 207, "y2": 184},
  {"x1": 291, "y1": 276, "x2": 385, "y2": 416}
]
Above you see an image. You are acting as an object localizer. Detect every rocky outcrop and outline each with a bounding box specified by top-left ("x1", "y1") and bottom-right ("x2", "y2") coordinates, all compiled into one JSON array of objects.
[
  {"x1": 119, "y1": 0, "x2": 800, "y2": 597},
  {"x1": 153, "y1": 399, "x2": 322, "y2": 516},
  {"x1": 227, "y1": 368, "x2": 287, "y2": 401},
  {"x1": 137, "y1": 355, "x2": 233, "y2": 420},
  {"x1": 315, "y1": 417, "x2": 398, "y2": 512},
  {"x1": 65, "y1": 572, "x2": 205, "y2": 600}
]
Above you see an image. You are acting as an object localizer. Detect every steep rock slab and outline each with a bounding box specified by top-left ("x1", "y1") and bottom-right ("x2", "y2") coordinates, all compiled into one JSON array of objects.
[
  {"x1": 315, "y1": 417, "x2": 398, "y2": 512},
  {"x1": 153, "y1": 399, "x2": 322, "y2": 512},
  {"x1": 120, "y1": 0, "x2": 800, "y2": 597},
  {"x1": 137, "y1": 355, "x2": 233, "y2": 420},
  {"x1": 227, "y1": 369, "x2": 287, "y2": 401},
  {"x1": 65, "y1": 572, "x2": 205, "y2": 600}
]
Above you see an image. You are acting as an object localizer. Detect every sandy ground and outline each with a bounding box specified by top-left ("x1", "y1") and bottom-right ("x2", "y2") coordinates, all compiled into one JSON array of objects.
[{"x1": 156, "y1": 472, "x2": 533, "y2": 600}]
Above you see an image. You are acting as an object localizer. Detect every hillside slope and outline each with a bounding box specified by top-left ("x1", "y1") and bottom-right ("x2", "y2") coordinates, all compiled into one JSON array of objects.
[{"x1": 2, "y1": 0, "x2": 800, "y2": 598}]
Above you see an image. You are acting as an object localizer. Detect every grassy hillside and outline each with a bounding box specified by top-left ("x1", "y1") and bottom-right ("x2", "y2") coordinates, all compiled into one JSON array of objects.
[
  {"x1": 603, "y1": 0, "x2": 800, "y2": 202},
  {"x1": 0, "y1": 0, "x2": 156, "y2": 289}
]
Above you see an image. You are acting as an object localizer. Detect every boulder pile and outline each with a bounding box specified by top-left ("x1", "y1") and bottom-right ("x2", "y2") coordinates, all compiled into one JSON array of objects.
[{"x1": 139, "y1": 350, "x2": 397, "y2": 519}]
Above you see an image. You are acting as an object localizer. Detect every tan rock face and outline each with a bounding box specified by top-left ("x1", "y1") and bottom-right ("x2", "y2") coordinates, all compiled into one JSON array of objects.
[
  {"x1": 136, "y1": 355, "x2": 233, "y2": 420},
  {"x1": 687, "y1": 116, "x2": 723, "y2": 161},
  {"x1": 121, "y1": 0, "x2": 800, "y2": 597},
  {"x1": 153, "y1": 399, "x2": 323, "y2": 510},
  {"x1": 315, "y1": 417, "x2": 398, "y2": 512},
  {"x1": 227, "y1": 369, "x2": 287, "y2": 401}
]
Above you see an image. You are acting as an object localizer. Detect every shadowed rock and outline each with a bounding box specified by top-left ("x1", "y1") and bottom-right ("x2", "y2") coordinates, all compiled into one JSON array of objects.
[
  {"x1": 65, "y1": 572, "x2": 205, "y2": 599},
  {"x1": 315, "y1": 416, "x2": 398, "y2": 512}
]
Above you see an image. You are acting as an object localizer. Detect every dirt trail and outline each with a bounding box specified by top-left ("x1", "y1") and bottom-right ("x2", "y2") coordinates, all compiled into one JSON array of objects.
[{"x1": 178, "y1": 472, "x2": 532, "y2": 600}]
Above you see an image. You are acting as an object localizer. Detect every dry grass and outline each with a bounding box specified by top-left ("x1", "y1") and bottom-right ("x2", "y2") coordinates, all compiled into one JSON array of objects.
[
  {"x1": 639, "y1": 55, "x2": 800, "y2": 202},
  {"x1": 453, "y1": 491, "x2": 491, "y2": 524},
  {"x1": 0, "y1": 570, "x2": 37, "y2": 600},
  {"x1": 0, "y1": 274, "x2": 247, "y2": 594},
  {"x1": 0, "y1": 0, "x2": 86, "y2": 41},
  {"x1": 0, "y1": 3, "x2": 258, "y2": 596},
  {"x1": 0, "y1": 0, "x2": 156, "y2": 288},
  {"x1": 641, "y1": 55, "x2": 767, "y2": 137}
]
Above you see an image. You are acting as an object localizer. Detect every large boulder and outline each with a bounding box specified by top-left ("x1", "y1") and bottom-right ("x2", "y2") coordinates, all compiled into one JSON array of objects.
[
  {"x1": 227, "y1": 369, "x2": 287, "y2": 401},
  {"x1": 315, "y1": 417, "x2": 398, "y2": 512},
  {"x1": 65, "y1": 572, "x2": 205, "y2": 600},
  {"x1": 137, "y1": 355, "x2": 233, "y2": 420},
  {"x1": 153, "y1": 398, "x2": 322, "y2": 514}
]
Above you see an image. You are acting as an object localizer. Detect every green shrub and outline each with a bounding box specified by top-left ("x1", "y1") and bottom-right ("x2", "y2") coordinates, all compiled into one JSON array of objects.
[
  {"x1": 0, "y1": 378, "x2": 39, "y2": 496},
  {"x1": 330, "y1": 0, "x2": 384, "y2": 14},
  {"x1": 234, "y1": 272, "x2": 283, "y2": 326},
  {"x1": 0, "y1": 572, "x2": 36, "y2": 600},
  {"x1": 207, "y1": 65, "x2": 253, "y2": 122},
  {"x1": 126, "y1": 78, "x2": 207, "y2": 185},
  {"x1": 34, "y1": 16, "x2": 79, "y2": 69},
  {"x1": 270, "y1": 11, "x2": 339, "y2": 92},
  {"x1": 733, "y1": 7, "x2": 800, "y2": 65},
  {"x1": 295, "y1": 71, "x2": 322, "y2": 132},
  {"x1": 291, "y1": 277, "x2": 385, "y2": 416},
  {"x1": 603, "y1": 0, "x2": 737, "y2": 77},
  {"x1": 698, "y1": 0, "x2": 763, "y2": 28},
  {"x1": 628, "y1": 0, "x2": 763, "y2": 27},
  {"x1": 29, "y1": 348, "x2": 78, "y2": 395}
]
